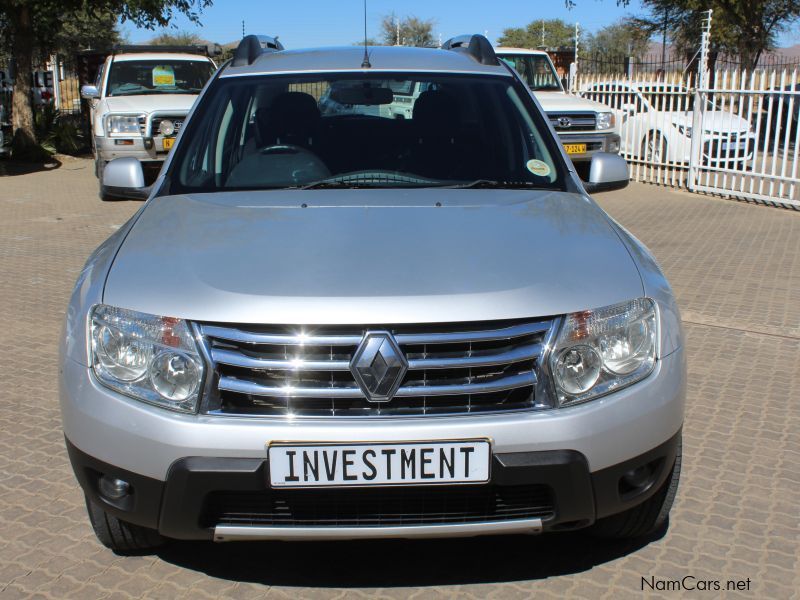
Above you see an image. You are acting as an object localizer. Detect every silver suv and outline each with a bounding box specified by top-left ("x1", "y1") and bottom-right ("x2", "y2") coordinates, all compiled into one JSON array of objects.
[{"x1": 60, "y1": 35, "x2": 685, "y2": 553}]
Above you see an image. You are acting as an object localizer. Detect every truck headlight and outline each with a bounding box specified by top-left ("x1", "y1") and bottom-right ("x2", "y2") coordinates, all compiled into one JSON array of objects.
[
  {"x1": 90, "y1": 305, "x2": 204, "y2": 412},
  {"x1": 596, "y1": 112, "x2": 615, "y2": 130},
  {"x1": 551, "y1": 298, "x2": 657, "y2": 406},
  {"x1": 105, "y1": 114, "x2": 142, "y2": 136}
]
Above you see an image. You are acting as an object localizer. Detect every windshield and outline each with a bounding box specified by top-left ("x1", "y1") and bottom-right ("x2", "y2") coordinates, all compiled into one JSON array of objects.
[
  {"x1": 167, "y1": 72, "x2": 564, "y2": 193},
  {"x1": 499, "y1": 54, "x2": 562, "y2": 91},
  {"x1": 107, "y1": 59, "x2": 215, "y2": 96}
]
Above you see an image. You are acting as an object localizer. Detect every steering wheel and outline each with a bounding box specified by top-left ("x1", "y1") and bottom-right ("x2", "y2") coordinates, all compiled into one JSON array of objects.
[
  {"x1": 261, "y1": 144, "x2": 316, "y2": 156},
  {"x1": 256, "y1": 144, "x2": 330, "y2": 184}
]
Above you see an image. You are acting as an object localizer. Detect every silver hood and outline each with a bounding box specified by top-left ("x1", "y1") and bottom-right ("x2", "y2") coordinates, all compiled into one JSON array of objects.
[{"x1": 104, "y1": 189, "x2": 643, "y2": 324}]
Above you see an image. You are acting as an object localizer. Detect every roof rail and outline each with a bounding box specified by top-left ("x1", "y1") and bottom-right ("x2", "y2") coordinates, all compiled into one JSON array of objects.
[
  {"x1": 441, "y1": 34, "x2": 498, "y2": 66},
  {"x1": 232, "y1": 35, "x2": 284, "y2": 67}
]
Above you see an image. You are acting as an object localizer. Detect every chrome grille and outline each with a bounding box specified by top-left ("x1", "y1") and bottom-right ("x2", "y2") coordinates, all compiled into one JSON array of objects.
[
  {"x1": 198, "y1": 319, "x2": 557, "y2": 417},
  {"x1": 547, "y1": 111, "x2": 597, "y2": 131}
]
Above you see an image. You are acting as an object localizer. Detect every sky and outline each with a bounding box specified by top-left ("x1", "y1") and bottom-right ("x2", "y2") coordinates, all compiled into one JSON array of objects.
[{"x1": 120, "y1": 0, "x2": 799, "y2": 50}]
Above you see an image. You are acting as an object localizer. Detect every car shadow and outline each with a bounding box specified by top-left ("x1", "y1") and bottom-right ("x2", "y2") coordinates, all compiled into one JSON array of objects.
[{"x1": 155, "y1": 524, "x2": 667, "y2": 587}]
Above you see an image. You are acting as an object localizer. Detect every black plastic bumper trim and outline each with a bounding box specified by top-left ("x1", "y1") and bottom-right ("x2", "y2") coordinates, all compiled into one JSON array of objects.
[{"x1": 65, "y1": 429, "x2": 682, "y2": 540}]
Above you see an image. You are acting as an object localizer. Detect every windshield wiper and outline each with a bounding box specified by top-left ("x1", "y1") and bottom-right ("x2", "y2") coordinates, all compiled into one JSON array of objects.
[
  {"x1": 442, "y1": 180, "x2": 550, "y2": 189},
  {"x1": 297, "y1": 181, "x2": 370, "y2": 190}
]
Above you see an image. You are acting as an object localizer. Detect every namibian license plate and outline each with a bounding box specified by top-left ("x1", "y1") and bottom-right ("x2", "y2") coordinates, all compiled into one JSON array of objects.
[
  {"x1": 563, "y1": 143, "x2": 587, "y2": 154},
  {"x1": 721, "y1": 141, "x2": 747, "y2": 152},
  {"x1": 162, "y1": 137, "x2": 175, "y2": 150},
  {"x1": 268, "y1": 440, "x2": 491, "y2": 488}
]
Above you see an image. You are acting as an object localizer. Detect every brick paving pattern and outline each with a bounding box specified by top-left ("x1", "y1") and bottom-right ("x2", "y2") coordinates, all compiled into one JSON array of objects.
[{"x1": 0, "y1": 158, "x2": 798, "y2": 598}]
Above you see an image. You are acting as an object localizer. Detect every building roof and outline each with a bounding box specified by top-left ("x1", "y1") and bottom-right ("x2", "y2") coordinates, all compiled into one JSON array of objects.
[{"x1": 221, "y1": 45, "x2": 512, "y2": 78}]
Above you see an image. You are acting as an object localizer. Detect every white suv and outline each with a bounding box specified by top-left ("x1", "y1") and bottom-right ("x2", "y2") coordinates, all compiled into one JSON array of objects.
[
  {"x1": 81, "y1": 46, "x2": 217, "y2": 198},
  {"x1": 496, "y1": 48, "x2": 620, "y2": 174}
]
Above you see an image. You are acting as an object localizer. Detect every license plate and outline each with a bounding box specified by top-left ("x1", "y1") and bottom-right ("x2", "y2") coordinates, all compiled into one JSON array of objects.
[
  {"x1": 563, "y1": 143, "x2": 587, "y2": 154},
  {"x1": 721, "y1": 142, "x2": 747, "y2": 152},
  {"x1": 162, "y1": 137, "x2": 175, "y2": 150},
  {"x1": 268, "y1": 440, "x2": 491, "y2": 488}
]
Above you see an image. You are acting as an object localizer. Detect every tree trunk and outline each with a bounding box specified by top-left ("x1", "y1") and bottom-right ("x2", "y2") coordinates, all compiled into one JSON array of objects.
[{"x1": 10, "y1": 4, "x2": 38, "y2": 153}]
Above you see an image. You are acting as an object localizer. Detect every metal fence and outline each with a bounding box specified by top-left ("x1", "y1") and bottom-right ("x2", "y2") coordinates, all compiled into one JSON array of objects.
[{"x1": 575, "y1": 68, "x2": 800, "y2": 209}]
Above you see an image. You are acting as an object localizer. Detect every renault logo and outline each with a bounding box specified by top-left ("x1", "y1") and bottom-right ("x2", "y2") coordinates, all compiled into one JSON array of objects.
[
  {"x1": 558, "y1": 116, "x2": 572, "y2": 128},
  {"x1": 350, "y1": 332, "x2": 408, "y2": 402}
]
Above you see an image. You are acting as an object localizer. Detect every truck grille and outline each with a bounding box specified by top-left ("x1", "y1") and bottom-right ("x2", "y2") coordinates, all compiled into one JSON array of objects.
[
  {"x1": 203, "y1": 484, "x2": 555, "y2": 527},
  {"x1": 548, "y1": 112, "x2": 597, "y2": 131},
  {"x1": 198, "y1": 318, "x2": 557, "y2": 417}
]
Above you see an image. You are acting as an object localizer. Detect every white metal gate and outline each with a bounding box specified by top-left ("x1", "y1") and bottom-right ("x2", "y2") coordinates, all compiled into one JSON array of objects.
[{"x1": 575, "y1": 69, "x2": 799, "y2": 209}]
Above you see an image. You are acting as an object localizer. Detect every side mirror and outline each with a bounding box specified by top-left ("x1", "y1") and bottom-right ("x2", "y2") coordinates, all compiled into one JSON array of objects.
[
  {"x1": 101, "y1": 157, "x2": 150, "y2": 200},
  {"x1": 583, "y1": 153, "x2": 629, "y2": 194},
  {"x1": 80, "y1": 85, "x2": 99, "y2": 99}
]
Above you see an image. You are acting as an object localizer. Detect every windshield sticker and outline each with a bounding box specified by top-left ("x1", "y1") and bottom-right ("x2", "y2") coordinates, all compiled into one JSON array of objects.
[
  {"x1": 526, "y1": 159, "x2": 551, "y2": 177},
  {"x1": 152, "y1": 65, "x2": 176, "y2": 87}
]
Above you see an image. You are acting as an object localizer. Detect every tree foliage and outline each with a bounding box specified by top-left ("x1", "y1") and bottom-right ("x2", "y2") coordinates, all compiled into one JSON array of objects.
[
  {"x1": 635, "y1": 0, "x2": 800, "y2": 70},
  {"x1": 584, "y1": 19, "x2": 651, "y2": 59},
  {"x1": 380, "y1": 13, "x2": 436, "y2": 47},
  {"x1": 149, "y1": 30, "x2": 202, "y2": 45},
  {"x1": 497, "y1": 19, "x2": 575, "y2": 49},
  {"x1": 0, "y1": 0, "x2": 212, "y2": 155}
]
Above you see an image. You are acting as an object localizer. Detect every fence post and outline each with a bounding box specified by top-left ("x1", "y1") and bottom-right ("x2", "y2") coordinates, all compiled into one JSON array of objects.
[{"x1": 687, "y1": 9, "x2": 712, "y2": 192}]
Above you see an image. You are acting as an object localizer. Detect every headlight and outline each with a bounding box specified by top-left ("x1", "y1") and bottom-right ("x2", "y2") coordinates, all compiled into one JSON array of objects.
[
  {"x1": 90, "y1": 305, "x2": 204, "y2": 412},
  {"x1": 105, "y1": 114, "x2": 142, "y2": 136},
  {"x1": 550, "y1": 298, "x2": 657, "y2": 407},
  {"x1": 675, "y1": 124, "x2": 692, "y2": 138},
  {"x1": 596, "y1": 112, "x2": 615, "y2": 130}
]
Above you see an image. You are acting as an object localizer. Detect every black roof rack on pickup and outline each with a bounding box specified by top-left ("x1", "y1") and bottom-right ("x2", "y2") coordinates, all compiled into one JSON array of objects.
[
  {"x1": 441, "y1": 34, "x2": 498, "y2": 66},
  {"x1": 112, "y1": 44, "x2": 221, "y2": 57},
  {"x1": 232, "y1": 35, "x2": 285, "y2": 67}
]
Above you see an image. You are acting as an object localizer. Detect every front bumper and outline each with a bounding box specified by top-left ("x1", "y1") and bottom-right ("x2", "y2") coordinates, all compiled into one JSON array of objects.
[
  {"x1": 66, "y1": 430, "x2": 681, "y2": 541},
  {"x1": 94, "y1": 135, "x2": 173, "y2": 164},
  {"x1": 557, "y1": 132, "x2": 621, "y2": 162},
  {"x1": 61, "y1": 346, "x2": 684, "y2": 540}
]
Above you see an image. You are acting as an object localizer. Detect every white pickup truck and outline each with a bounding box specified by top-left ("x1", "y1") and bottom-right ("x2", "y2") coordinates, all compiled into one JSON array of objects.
[
  {"x1": 81, "y1": 46, "x2": 217, "y2": 198},
  {"x1": 496, "y1": 48, "x2": 620, "y2": 176}
]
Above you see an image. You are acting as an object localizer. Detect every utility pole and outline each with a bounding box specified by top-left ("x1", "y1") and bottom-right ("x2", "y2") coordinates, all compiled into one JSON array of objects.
[
  {"x1": 242, "y1": 20, "x2": 245, "y2": 38},
  {"x1": 396, "y1": 18, "x2": 400, "y2": 46},
  {"x1": 688, "y1": 9, "x2": 713, "y2": 191},
  {"x1": 541, "y1": 20, "x2": 545, "y2": 47},
  {"x1": 660, "y1": 7, "x2": 668, "y2": 72}
]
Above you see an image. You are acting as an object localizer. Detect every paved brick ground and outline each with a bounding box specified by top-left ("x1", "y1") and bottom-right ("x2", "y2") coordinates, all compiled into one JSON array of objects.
[{"x1": 0, "y1": 158, "x2": 798, "y2": 599}]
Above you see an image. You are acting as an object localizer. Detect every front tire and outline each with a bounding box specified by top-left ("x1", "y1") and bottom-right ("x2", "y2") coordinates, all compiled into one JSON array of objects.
[
  {"x1": 85, "y1": 495, "x2": 164, "y2": 553},
  {"x1": 642, "y1": 131, "x2": 667, "y2": 163},
  {"x1": 590, "y1": 436, "x2": 682, "y2": 539}
]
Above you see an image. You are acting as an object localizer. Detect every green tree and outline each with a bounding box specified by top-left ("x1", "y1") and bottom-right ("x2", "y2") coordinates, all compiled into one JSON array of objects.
[
  {"x1": 149, "y1": 30, "x2": 202, "y2": 45},
  {"x1": 498, "y1": 19, "x2": 575, "y2": 49},
  {"x1": 635, "y1": 0, "x2": 800, "y2": 70},
  {"x1": 0, "y1": 0, "x2": 212, "y2": 157},
  {"x1": 380, "y1": 14, "x2": 436, "y2": 47},
  {"x1": 584, "y1": 19, "x2": 652, "y2": 59}
]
